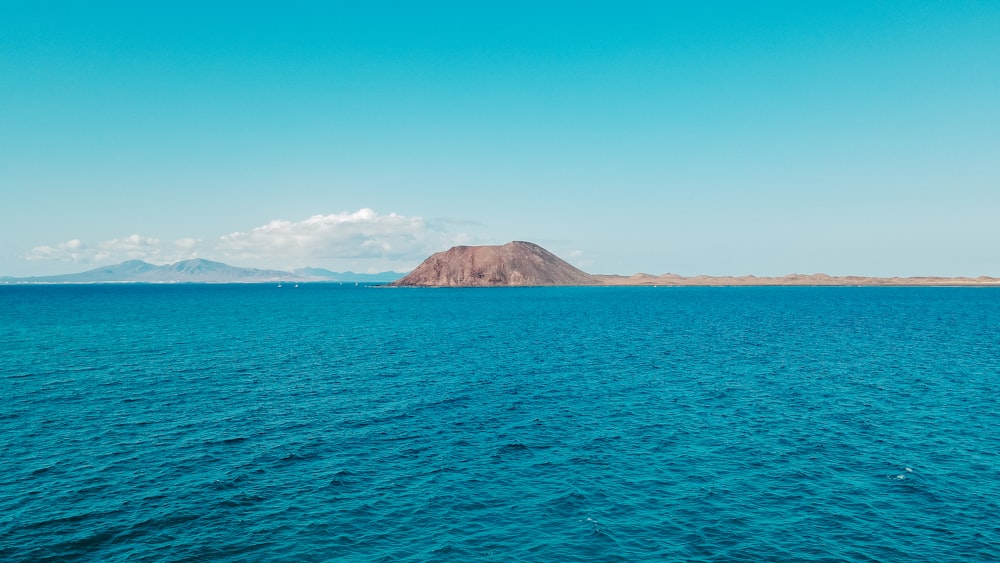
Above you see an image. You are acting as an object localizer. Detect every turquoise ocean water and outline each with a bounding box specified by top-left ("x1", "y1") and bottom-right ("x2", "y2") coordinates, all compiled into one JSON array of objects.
[{"x1": 1, "y1": 285, "x2": 998, "y2": 561}]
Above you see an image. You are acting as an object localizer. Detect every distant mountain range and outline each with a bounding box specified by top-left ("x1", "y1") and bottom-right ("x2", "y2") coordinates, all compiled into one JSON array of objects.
[{"x1": 0, "y1": 259, "x2": 404, "y2": 284}]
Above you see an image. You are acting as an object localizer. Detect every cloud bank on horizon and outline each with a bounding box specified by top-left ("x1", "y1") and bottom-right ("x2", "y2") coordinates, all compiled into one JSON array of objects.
[{"x1": 25, "y1": 209, "x2": 471, "y2": 273}]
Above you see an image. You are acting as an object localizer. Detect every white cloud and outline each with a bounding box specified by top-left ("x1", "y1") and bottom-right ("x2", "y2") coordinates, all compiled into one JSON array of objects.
[
  {"x1": 216, "y1": 209, "x2": 462, "y2": 262},
  {"x1": 97, "y1": 234, "x2": 162, "y2": 261},
  {"x1": 26, "y1": 234, "x2": 164, "y2": 263},
  {"x1": 25, "y1": 239, "x2": 88, "y2": 262},
  {"x1": 24, "y1": 209, "x2": 473, "y2": 271}
]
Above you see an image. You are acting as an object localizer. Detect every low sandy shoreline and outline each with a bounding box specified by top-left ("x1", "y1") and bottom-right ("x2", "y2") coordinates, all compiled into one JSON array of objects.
[{"x1": 592, "y1": 273, "x2": 1000, "y2": 287}]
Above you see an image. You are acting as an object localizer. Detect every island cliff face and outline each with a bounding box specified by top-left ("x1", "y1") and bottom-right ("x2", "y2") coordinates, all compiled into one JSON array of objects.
[{"x1": 391, "y1": 241, "x2": 597, "y2": 287}]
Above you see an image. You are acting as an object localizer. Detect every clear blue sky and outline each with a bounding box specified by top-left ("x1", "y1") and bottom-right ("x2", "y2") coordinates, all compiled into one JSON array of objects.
[{"x1": 3, "y1": 1, "x2": 998, "y2": 276}]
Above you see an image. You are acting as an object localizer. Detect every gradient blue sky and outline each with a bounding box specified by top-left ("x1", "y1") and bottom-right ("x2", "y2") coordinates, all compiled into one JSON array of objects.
[{"x1": 3, "y1": 1, "x2": 998, "y2": 276}]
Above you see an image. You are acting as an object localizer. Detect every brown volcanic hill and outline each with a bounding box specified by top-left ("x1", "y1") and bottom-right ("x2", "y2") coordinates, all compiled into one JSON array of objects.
[{"x1": 391, "y1": 241, "x2": 597, "y2": 287}]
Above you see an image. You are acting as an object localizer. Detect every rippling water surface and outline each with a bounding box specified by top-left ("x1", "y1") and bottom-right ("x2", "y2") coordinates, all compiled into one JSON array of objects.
[{"x1": 2, "y1": 285, "x2": 999, "y2": 561}]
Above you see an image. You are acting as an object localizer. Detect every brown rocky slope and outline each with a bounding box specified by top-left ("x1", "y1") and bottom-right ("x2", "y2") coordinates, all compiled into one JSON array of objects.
[{"x1": 391, "y1": 241, "x2": 597, "y2": 286}]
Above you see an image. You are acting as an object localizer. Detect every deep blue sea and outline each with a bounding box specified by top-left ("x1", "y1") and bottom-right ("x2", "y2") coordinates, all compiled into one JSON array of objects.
[{"x1": 2, "y1": 285, "x2": 999, "y2": 561}]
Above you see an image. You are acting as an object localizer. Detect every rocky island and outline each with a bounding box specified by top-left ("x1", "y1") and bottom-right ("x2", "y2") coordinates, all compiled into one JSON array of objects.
[
  {"x1": 392, "y1": 242, "x2": 1000, "y2": 287},
  {"x1": 391, "y1": 241, "x2": 596, "y2": 286}
]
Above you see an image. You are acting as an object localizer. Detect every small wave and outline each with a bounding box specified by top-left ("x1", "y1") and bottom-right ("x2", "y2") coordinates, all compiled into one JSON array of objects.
[
  {"x1": 493, "y1": 443, "x2": 531, "y2": 457},
  {"x1": 220, "y1": 493, "x2": 265, "y2": 507},
  {"x1": 208, "y1": 478, "x2": 239, "y2": 491},
  {"x1": 547, "y1": 490, "x2": 589, "y2": 512},
  {"x1": 329, "y1": 470, "x2": 354, "y2": 487},
  {"x1": 279, "y1": 452, "x2": 318, "y2": 463},
  {"x1": 31, "y1": 464, "x2": 56, "y2": 476}
]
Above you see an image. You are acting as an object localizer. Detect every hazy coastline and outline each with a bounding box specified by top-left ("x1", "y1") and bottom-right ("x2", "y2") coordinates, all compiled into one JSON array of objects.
[{"x1": 592, "y1": 273, "x2": 1000, "y2": 287}]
